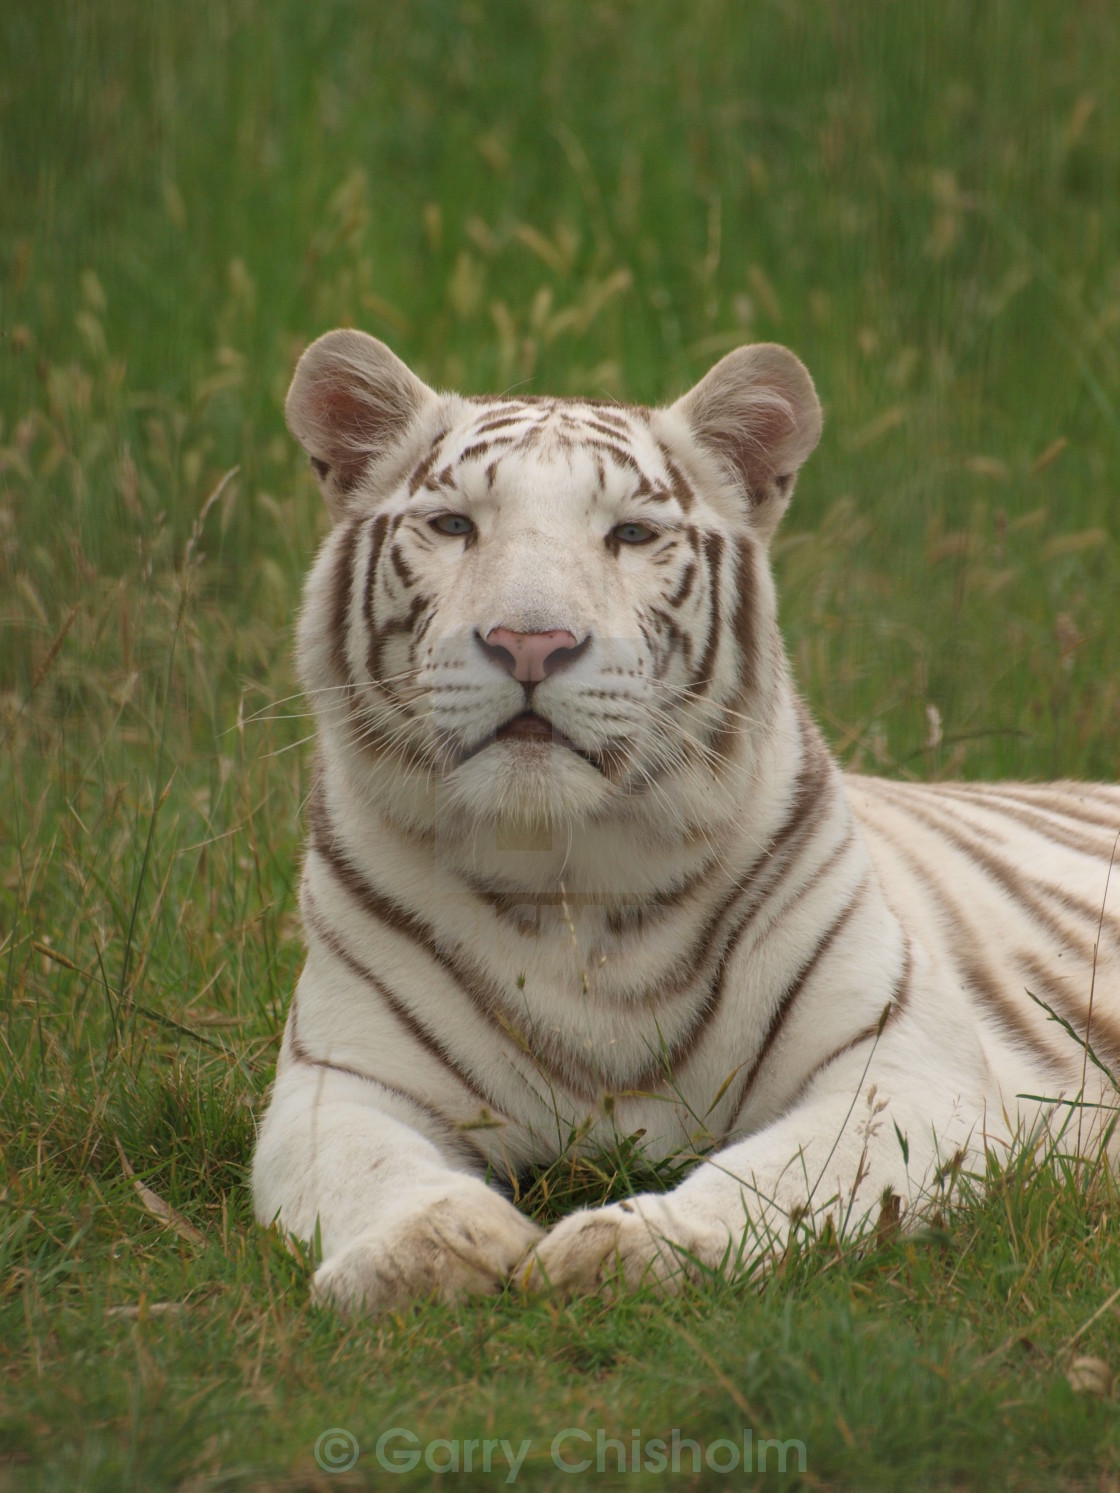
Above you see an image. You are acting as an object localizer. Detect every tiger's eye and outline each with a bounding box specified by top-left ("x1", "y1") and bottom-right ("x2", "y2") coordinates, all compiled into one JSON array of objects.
[
  {"x1": 611, "y1": 521, "x2": 657, "y2": 545},
  {"x1": 429, "y1": 513, "x2": 475, "y2": 537}
]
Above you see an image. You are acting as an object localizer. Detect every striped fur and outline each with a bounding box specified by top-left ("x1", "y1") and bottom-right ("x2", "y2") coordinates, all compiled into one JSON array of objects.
[{"x1": 253, "y1": 331, "x2": 1120, "y2": 1312}]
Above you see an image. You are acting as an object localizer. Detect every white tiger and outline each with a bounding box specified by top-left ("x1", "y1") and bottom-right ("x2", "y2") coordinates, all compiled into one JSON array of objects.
[{"x1": 252, "y1": 328, "x2": 1120, "y2": 1314}]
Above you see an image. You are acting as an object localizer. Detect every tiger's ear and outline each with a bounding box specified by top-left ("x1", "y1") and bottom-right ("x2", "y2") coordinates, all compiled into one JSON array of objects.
[
  {"x1": 671, "y1": 343, "x2": 822, "y2": 542},
  {"x1": 286, "y1": 329, "x2": 437, "y2": 519}
]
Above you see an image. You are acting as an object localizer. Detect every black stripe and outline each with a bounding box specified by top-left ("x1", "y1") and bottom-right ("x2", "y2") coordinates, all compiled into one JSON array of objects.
[
  {"x1": 928, "y1": 785, "x2": 1110, "y2": 858},
  {"x1": 689, "y1": 533, "x2": 724, "y2": 695},
  {"x1": 857, "y1": 808, "x2": 1069, "y2": 1075},
  {"x1": 637, "y1": 711, "x2": 821, "y2": 1007},
  {"x1": 725, "y1": 880, "x2": 870, "y2": 1130},
  {"x1": 729, "y1": 537, "x2": 760, "y2": 701},
  {"x1": 664, "y1": 821, "x2": 856, "y2": 1081},
  {"x1": 666, "y1": 562, "x2": 696, "y2": 609},
  {"x1": 389, "y1": 542, "x2": 416, "y2": 588},
  {"x1": 472, "y1": 412, "x2": 530, "y2": 436},
  {"x1": 407, "y1": 432, "x2": 448, "y2": 494},
  {"x1": 304, "y1": 890, "x2": 500, "y2": 1115},
  {"x1": 308, "y1": 784, "x2": 609, "y2": 1102},
  {"x1": 326, "y1": 519, "x2": 362, "y2": 688},
  {"x1": 769, "y1": 935, "x2": 914, "y2": 1125},
  {"x1": 656, "y1": 442, "x2": 696, "y2": 510},
  {"x1": 1018, "y1": 949, "x2": 1120, "y2": 1068},
  {"x1": 584, "y1": 436, "x2": 643, "y2": 475},
  {"x1": 872, "y1": 783, "x2": 1120, "y2": 954},
  {"x1": 286, "y1": 985, "x2": 489, "y2": 1168},
  {"x1": 359, "y1": 513, "x2": 391, "y2": 651}
]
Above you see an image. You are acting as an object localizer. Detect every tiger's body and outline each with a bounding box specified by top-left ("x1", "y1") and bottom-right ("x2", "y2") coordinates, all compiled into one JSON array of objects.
[{"x1": 253, "y1": 331, "x2": 1120, "y2": 1313}]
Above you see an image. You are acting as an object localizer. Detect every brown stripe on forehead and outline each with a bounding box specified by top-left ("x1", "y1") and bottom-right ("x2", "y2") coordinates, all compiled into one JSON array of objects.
[
  {"x1": 582, "y1": 416, "x2": 638, "y2": 441},
  {"x1": 466, "y1": 391, "x2": 646, "y2": 417},
  {"x1": 512, "y1": 424, "x2": 547, "y2": 452},
  {"x1": 584, "y1": 436, "x2": 643, "y2": 476},
  {"x1": 466, "y1": 393, "x2": 543, "y2": 408},
  {"x1": 472, "y1": 411, "x2": 533, "y2": 435},
  {"x1": 657, "y1": 442, "x2": 695, "y2": 511},
  {"x1": 569, "y1": 399, "x2": 644, "y2": 424},
  {"x1": 408, "y1": 430, "x2": 448, "y2": 494},
  {"x1": 327, "y1": 519, "x2": 362, "y2": 687},
  {"x1": 457, "y1": 436, "x2": 517, "y2": 465}
]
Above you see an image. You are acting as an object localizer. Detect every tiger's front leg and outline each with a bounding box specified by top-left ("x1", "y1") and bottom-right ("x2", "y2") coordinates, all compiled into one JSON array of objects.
[
  {"x1": 252, "y1": 1060, "x2": 540, "y2": 1316},
  {"x1": 524, "y1": 1011, "x2": 1000, "y2": 1297}
]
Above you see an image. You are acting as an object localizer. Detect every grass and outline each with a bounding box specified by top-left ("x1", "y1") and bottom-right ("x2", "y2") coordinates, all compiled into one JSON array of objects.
[{"x1": 2, "y1": 0, "x2": 1120, "y2": 1487}]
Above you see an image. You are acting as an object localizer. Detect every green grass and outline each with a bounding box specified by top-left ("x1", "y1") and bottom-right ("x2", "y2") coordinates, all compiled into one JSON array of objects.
[{"x1": 3, "y1": 1, "x2": 1120, "y2": 1487}]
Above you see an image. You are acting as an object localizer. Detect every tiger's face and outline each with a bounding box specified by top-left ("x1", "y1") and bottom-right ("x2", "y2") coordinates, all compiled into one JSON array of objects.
[{"x1": 288, "y1": 332, "x2": 821, "y2": 834}]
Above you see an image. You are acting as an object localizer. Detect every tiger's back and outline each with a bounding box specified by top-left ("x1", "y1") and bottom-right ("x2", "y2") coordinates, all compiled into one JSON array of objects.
[{"x1": 850, "y1": 776, "x2": 1120, "y2": 1095}]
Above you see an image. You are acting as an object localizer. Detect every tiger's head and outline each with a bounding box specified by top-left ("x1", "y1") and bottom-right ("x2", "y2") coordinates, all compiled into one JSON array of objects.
[{"x1": 288, "y1": 331, "x2": 821, "y2": 843}]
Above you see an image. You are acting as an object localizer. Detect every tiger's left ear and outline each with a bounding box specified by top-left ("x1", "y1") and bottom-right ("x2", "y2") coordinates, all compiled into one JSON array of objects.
[{"x1": 671, "y1": 343, "x2": 822, "y2": 542}]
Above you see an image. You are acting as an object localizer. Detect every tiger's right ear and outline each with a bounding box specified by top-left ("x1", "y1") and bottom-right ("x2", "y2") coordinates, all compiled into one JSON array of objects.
[{"x1": 285, "y1": 329, "x2": 437, "y2": 519}]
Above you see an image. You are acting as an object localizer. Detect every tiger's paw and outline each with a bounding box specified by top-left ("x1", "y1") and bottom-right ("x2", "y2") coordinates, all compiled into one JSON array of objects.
[
  {"x1": 520, "y1": 1197, "x2": 734, "y2": 1299},
  {"x1": 312, "y1": 1186, "x2": 542, "y2": 1316}
]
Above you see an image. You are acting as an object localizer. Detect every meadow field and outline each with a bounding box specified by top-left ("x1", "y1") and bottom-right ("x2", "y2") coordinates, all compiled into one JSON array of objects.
[{"x1": 2, "y1": 2, "x2": 1120, "y2": 1488}]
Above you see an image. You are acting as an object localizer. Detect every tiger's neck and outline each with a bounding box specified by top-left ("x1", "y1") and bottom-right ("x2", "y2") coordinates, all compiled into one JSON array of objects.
[{"x1": 315, "y1": 684, "x2": 827, "y2": 911}]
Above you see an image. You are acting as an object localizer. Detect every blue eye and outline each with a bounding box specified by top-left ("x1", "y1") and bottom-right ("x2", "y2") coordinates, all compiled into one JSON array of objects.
[
  {"x1": 611, "y1": 521, "x2": 657, "y2": 545},
  {"x1": 429, "y1": 513, "x2": 475, "y2": 537}
]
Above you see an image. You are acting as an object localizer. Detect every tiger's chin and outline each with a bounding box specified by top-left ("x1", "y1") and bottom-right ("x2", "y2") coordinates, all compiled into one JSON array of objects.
[{"x1": 438, "y1": 732, "x2": 622, "y2": 834}]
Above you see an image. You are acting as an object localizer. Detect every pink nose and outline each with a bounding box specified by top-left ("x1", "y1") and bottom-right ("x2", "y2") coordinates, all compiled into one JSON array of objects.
[{"x1": 484, "y1": 627, "x2": 578, "y2": 683}]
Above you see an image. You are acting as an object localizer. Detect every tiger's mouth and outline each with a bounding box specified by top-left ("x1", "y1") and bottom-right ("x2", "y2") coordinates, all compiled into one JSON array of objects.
[
  {"x1": 495, "y1": 712, "x2": 559, "y2": 743},
  {"x1": 456, "y1": 711, "x2": 616, "y2": 775}
]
